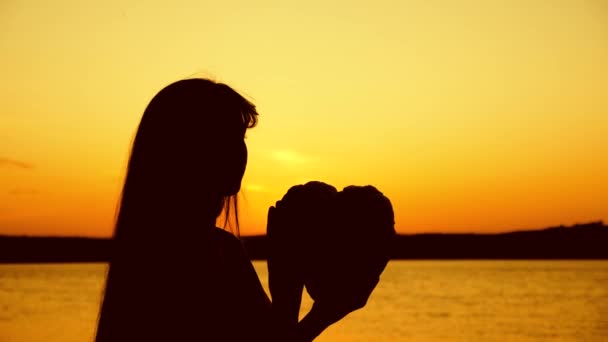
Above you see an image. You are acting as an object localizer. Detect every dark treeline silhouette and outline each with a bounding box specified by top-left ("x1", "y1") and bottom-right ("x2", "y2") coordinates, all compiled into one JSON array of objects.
[
  {"x1": 1, "y1": 221, "x2": 606, "y2": 262},
  {"x1": 0, "y1": 236, "x2": 110, "y2": 263},
  {"x1": 388, "y1": 221, "x2": 608, "y2": 259}
]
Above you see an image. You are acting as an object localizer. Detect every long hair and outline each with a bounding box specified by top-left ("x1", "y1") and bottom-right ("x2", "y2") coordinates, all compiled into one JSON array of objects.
[{"x1": 95, "y1": 78, "x2": 258, "y2": 341}]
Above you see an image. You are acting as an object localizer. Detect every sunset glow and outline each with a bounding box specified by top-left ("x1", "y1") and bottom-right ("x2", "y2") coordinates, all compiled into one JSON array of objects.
[{"x1": 1, "y1": 0, "x2": 607, "y2": 236}]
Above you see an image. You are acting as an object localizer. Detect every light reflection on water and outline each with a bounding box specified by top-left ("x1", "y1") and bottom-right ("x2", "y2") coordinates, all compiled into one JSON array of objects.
[{"x1": 0, "y1": 261, "x2": 607, "y2": 341}]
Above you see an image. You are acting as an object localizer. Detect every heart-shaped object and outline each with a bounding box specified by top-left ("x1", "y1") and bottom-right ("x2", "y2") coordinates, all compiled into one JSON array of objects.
[{"x1": 275, "y1": 181, "x2": 395, "y2": 302}]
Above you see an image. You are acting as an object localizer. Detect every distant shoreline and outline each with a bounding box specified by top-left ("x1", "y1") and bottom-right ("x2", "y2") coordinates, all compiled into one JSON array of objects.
[{"x1": 1, "y1": 221, "x2": 606, "y2": 262}]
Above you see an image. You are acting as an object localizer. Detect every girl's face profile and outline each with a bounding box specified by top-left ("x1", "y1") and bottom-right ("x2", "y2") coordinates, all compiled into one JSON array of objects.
[
  {"x1": 223, "y1": 138, "x2": 247, "y2": 196},
  {"x1": 235, "y1": 139, "x2": 248, "y2": 194}
]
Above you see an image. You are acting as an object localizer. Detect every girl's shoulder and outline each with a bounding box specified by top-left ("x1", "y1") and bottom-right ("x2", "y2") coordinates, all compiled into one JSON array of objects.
[
  {"x1": 207, "y1": 227, "x2": 249, "y2": 262},
  {"x1": 210, "y1": 227, "x2": 242, "y2": 247}
]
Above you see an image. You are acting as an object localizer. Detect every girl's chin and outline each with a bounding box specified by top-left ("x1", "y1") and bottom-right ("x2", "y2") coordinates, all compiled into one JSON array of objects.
[{"x1": 223, "y1": 184, "x2": 241, "y2": 196}]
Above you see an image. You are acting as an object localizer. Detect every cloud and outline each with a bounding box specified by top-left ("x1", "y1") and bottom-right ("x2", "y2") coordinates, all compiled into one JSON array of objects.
[
  {"x1": 8, "y1": 188, "x2": 39, "y2": 196},
  {"x1": 243, "y1": 184, "x2": 268, "y2": 193},
  {"x1": 0, "y1": 158, "x2": 34, "y2": 169},
  {"x1": 271, "y1": 149, "x2": 312, "y2": 164}
]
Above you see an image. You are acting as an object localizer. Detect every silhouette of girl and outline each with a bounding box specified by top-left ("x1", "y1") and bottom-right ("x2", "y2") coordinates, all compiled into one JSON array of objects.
[{"x1": 95, "y1": 79, "x2": 372, "y2": 341}]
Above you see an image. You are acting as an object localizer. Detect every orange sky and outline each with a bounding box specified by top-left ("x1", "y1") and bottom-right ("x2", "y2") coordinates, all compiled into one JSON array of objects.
[{"x1": 1, "y1": 0, "x2": 607, "y2": 237}]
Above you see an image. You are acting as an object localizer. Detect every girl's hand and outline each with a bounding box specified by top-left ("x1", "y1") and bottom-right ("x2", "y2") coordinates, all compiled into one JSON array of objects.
[{"x1": 267, "y1": 202, "x2": 304, "y2": 326}]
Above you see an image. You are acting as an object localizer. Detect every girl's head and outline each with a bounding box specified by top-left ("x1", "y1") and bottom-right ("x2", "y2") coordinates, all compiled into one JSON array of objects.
[
  {"x1": 96, "y1": 79, "x2": 258, "y2": 341},
  {"x1": 117, "y1": 79, "x2": 258, "y2": 239}
]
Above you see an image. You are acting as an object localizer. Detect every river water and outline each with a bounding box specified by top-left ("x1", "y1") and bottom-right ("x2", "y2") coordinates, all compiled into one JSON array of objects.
[{"x1": 1, "y1": 261, "x2": 607, "y2": 341}]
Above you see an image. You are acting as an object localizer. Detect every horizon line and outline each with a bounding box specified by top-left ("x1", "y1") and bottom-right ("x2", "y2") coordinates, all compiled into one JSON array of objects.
[{"x1": 1, "y1": 220, "x2": 604, "y2": 239}]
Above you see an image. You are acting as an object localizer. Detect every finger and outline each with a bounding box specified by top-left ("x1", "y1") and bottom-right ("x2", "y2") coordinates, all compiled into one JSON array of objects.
[
  {"x1": 353, "y1": 277, "x2": 380, "y2": 310},
  {"x1": 267, "y1": 206, "x2": 275, "y2": 236}
]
